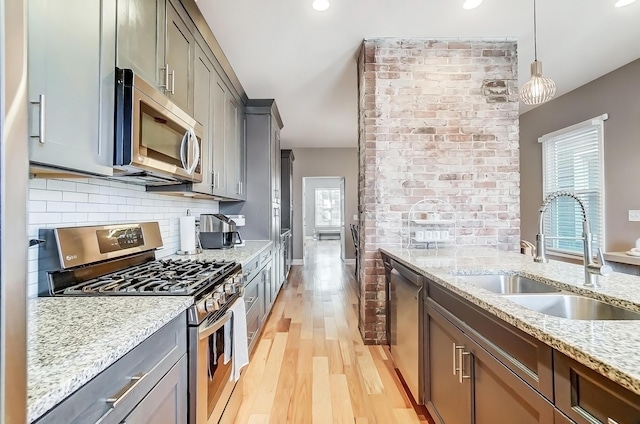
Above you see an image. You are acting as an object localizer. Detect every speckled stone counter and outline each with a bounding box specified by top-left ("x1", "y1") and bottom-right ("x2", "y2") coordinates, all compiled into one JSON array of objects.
[
  {"x1": 27, "y1": 296, "x2": 192, "y2": 423},
  {"x1": 379, "y1": 246, "x2": 640, "y2": 396},
  {"x1": 168, "y1": 240, "x2": 272, "y2": 266}
]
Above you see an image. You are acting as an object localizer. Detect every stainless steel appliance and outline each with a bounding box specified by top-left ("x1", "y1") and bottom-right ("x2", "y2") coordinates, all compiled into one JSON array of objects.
[
  {"x1": 1, "y1": 0, "x2": 29, "y2": 420},
  {"x1": 38, "y1": 222, "x2": 246, "y2": 424},
  {"x1": 385, "y1": 257, "x2": 424, "y2": 404},
  {"x1": 113, "y1": 68, "x2": 203, "y2": 186},
  {"x1": 199, "y1": 214, "x2": 243, "y2": 250}
]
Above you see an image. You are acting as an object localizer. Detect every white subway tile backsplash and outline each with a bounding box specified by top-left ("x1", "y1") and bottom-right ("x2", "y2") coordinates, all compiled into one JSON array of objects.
[
  {"x1": 88, "y1": 194, "x2": 110, "y2": 204},
  {"x1": 29, "y1": 201, "x2": 47, "y2": 212},
  {"x1": 47, "y1": 201, "x2": 76, "y2": 212},
  {"x1": 30, "y1": 189, "x2": 62, "y2": 202},
  {"x1": 47, "y1": 179, "x2": 76, "y2": 192},
  {"x1": 30, "y1": 212, "x2": 63, "y2": 224},
  {"x1": 76, "y1": 182, "x2": 101, "y2": 194},
  {"x1": 27, "y1": 177, "x2": 220, "y2": 297},
  {"x1": 62, "y1": 192, "x2": 89, "y2": 203}
]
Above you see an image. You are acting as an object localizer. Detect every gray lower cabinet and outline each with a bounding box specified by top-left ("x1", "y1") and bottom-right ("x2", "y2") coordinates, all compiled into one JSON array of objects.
[
  {"x1": 122, "y1": 355, "x2": 187, "y2": 424},
  {"x1": 28, "y1": 0, "x2": 115, "y2": 176},
  {"x1": 243, "y1": 248, "x2": 276, "y2": 353},
  {"x1": 554, "y1": 351, "x2": 640, "y2": 423},
  {"x1": 426, "y1": 305, "x2": 555, "y2": 424},
  {"x1": 421, "y1": 274, "x2": 640, "y2": 424},
  {"x1": 35, "y1": 313, "x2": 187, "y2": 424}
]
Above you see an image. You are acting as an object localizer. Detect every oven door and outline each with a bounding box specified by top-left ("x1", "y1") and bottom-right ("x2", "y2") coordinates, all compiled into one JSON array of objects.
[
  {"x1": 115, "y1": 68, "x2": 203, "y2": 183},
  {"x1": 190, "y1": 300, "x2": 239, "y2": 424}
]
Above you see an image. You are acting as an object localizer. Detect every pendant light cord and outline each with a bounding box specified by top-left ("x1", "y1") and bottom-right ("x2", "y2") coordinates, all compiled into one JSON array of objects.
[{"x1": 533, "y1": 0, "x2": 538, "y2": 60}]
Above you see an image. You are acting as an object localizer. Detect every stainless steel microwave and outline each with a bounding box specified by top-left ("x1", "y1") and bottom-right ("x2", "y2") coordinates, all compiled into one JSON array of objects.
[{"x1": 113, "y1": 68, "x2": 203, "y2": 185}]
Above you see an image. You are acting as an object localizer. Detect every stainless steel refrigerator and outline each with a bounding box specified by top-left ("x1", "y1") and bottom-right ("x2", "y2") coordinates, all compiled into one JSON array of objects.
[{"x1": 1, "y1": 0, "x2": 29, "y2": 421}]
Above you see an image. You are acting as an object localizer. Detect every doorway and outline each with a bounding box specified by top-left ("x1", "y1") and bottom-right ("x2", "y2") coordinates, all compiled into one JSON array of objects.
[{"x1": 302, "y1": 177, "x2": 346, "y2": 263}]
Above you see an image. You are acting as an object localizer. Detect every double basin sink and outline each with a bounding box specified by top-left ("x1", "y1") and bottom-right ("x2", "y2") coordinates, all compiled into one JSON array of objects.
[{"x1": 457, "y1": 274, "x2": 640, "y2": 320}]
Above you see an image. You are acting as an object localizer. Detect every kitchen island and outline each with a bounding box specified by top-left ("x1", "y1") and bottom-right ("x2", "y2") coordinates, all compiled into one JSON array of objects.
[{"x1": 380, "y1": 246, "x2": 640, "y2": 395}]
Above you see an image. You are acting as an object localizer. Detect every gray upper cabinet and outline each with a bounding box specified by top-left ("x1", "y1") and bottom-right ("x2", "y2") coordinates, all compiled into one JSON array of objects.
[
  {"x1": 28, "y1": 0, "x2": 116, "y2": 176},
  {"x1": 165, "y1": 1, "x2": 194, "y2": 115},
  {"x1": 237, "y1": 109, "x2": 247, "y2": 201},
  {"x1": 211, "y1": 75, "x2": 228, "y2": 197},
  {"x1": 117, "y1": 0, "x2": 194, "y2": 115},
  {"x1": 225, "y1": 97, "x2": 239, "y2": 197},
  {"x1": 191, "y1": 42, "x2": 214, "y2": 195},
  {"x1": 116, "y1": 0, "x2": 165, "y2": 88}
]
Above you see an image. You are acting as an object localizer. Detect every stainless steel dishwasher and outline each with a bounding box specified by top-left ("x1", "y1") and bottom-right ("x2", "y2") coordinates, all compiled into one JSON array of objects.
[{"x1": 384, "y1": 256, "x2": 424, "y2": 404}]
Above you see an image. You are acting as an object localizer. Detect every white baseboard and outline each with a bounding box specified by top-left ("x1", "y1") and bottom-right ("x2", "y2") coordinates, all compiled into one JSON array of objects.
[
  {"x1": 292, "y1": 259, "x2": 304, "y2": 265},
  {"x1": 343, "y1": 259, "x2": 356, "y2": 265}
]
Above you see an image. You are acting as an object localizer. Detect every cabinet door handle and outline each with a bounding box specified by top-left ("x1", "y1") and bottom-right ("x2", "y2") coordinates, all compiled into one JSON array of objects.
[
  {"x1": 107, "y1": 371, "x2": 148, "y2": 408},
  {"x1": 170, "y1": 69, "x2": 176, "y2": 95},
  {"x1": 211, "y1": 172, "x2": 216, "y2": 187},
  {"x1": 458, "y1": 347, "x2": 471, "y2": 384},
  {"x1": 31, "y1": 94, "x2": 46, "y2": 144},
  {"x1": 453, "y1": 343, "x2": 461, "y2": 376},
  {"x1": 160, "y1": 64, "x2": 169, "y2": 91},
  {"x1": 608, "y1": 419, "x2": 620, "y2": 424}
]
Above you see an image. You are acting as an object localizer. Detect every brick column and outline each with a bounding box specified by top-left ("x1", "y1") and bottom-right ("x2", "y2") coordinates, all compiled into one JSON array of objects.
[{"x1": 357, "y1": 39, "x2": 520, "y2": 344}]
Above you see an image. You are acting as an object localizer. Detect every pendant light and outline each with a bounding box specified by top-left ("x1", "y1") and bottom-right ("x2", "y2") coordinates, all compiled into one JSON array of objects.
[
  {"x1": 312, "y1": 0, "x2": 330, "y2": 11},
  {"x1": 520, "y1": 0, "x2": 556, "y2": 105},
  {"x1": 462, "y1": 0, "x2": 483, "y2": 9}
]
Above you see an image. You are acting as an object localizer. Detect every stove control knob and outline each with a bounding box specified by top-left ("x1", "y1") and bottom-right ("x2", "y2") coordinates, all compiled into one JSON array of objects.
[
  {"x1": 204, "y1": 298, "x2": 218, "y2": 313},
  {"x1": 224, "y1": 283, "x2": 235, "y2": 294},
  {"x1": 214, "y1": 292, "x2": 225, "y2": 304}
]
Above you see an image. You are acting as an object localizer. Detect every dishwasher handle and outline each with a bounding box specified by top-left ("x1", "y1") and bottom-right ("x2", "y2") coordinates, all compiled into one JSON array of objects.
[{"x1": 387, "y1": 259, "x2": 423, "y2": 288}]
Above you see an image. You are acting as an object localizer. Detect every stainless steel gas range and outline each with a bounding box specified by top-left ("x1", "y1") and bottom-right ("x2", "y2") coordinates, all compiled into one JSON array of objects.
[{"x1": 38, "y1": 221, "x2": 246, "y2": 424}]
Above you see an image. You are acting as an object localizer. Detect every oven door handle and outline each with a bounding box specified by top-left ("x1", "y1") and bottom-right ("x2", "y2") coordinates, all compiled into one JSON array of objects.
[{"x1": 198, "y1": 308, "x2": 233, "y2": 341}]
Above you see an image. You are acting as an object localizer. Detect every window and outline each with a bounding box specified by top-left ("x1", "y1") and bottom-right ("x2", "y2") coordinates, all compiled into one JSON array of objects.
[
  {"x1": 540, "y1": 114, "x2": 606, "y2": 256},
  {"x1": 315, "y1": 188, "x2": 341, "y2": 227}
]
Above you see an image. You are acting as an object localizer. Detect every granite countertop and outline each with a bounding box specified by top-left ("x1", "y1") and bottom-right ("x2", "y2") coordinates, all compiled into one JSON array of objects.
[
  {"x1": 27, "y1": 296, "x2": 192, "y2": 423},
  {"x1": 379, "y1": 246, "x2": 640, "y2": 396},
  {"x1": 168, "y1": 240, "x2": 272, "y2": 266}
]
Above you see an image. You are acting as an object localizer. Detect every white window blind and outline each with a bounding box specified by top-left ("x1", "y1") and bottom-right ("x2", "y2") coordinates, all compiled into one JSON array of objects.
[{"x1": 539, "y1": 115, "x2": 606, "y2": 256}]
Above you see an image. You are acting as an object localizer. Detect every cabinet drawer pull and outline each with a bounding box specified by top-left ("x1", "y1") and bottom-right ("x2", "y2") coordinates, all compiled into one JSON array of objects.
[
  {"x1": 107, "y1": 371, "x2": 148, "y2": 408},
  {"x1": 31, "y1": 94, "x2": 46, "y2": 144},
  {"x1": 244, "y1": 296, "x2": 256, "y2": 307},
  {"x1": 458, "y1": 347, "x2": 471, "y2": 384}
]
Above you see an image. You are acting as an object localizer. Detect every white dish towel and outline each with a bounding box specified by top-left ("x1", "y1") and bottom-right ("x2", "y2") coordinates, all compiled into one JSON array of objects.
[{"x1": 223, "y1": 298, "x2": 249, "y2": 381}]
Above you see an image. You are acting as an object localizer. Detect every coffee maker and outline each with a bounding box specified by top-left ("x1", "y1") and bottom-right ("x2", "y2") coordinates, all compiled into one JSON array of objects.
[{"x1": 199, "y1": 214, "x2": 243, "y2": 249}]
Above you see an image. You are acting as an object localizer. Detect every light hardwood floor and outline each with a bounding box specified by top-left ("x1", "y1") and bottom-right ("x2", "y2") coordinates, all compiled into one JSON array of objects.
[{"x1": 234, "y1": 240, "x2": 431, "y2": 424}]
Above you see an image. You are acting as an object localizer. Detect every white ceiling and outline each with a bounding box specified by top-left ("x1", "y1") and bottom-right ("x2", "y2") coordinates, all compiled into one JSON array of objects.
[{"x1": 195, "y1": 0, "x2": 640, "y2": 149}]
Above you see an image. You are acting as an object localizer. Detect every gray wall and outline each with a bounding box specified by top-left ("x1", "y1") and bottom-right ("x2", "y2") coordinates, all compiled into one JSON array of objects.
[
  {"x1": 292, "y1": 148, "x2": 358, "y2": 260},
  {"x1": 304, "y1": 177, "x2": 342, "y2": 237},
  {"x1": 520, "y1": 58, "x2": 640, "y2": 252}
]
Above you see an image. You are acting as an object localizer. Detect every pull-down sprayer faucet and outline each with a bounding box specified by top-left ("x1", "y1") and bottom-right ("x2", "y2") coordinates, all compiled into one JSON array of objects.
[{"x1": 535, "y1": 191, "x2": 612, "y2": 287}]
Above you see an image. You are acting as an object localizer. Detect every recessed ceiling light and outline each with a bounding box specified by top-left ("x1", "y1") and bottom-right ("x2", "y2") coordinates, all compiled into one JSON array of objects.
[
  {"x1": 615, "y1": 0, "x2": 637, "y2": 6},
  {"x1": 463, "y1": 0, "x2": 483, "y2": 9},
  {"x1": 312, "y1": 0, "x2": 330, "y2": 12}
]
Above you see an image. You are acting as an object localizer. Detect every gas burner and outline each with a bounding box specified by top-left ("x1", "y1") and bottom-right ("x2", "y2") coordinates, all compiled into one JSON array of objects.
[{"x1": 61, "y1": 258, "x2": 238, "y2": 297}]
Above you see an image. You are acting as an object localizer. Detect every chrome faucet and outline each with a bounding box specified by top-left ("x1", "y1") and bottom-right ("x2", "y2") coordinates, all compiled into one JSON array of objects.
[{"x1": 534, "y1": 191, "x2": 612, "y2": 287}]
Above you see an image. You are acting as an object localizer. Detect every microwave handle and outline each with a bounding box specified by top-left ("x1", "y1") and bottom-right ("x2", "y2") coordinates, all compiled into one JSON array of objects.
[
  {"x1": 186, "y1": 128, "x2": 199, "y2": 175},
  {"x1": 179, "y1": 130, "x2": 189, "y2": 171}
]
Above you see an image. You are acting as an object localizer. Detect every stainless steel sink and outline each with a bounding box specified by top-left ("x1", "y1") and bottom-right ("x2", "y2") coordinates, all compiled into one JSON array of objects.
[
  {"x1": 502, "y1": 294, "x2": 640, "y2": 320},
  {"x1": 458, "y1": 274, "x2": 561, "y2": 294}
]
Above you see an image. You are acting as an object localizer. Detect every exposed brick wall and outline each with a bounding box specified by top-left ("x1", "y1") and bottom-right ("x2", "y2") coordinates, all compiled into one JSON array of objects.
[{"x1": 357, "y1": 39, "x2": 520, "y2": 344}]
